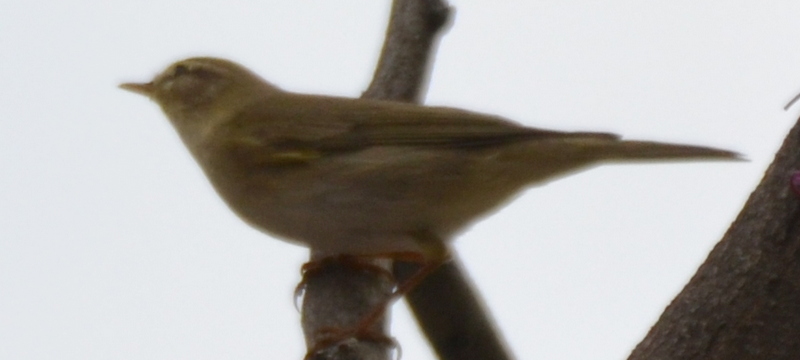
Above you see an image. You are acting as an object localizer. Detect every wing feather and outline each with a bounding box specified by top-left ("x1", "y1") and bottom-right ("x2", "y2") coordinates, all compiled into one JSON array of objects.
[{"x1": 227, "y1": 92, "x2": 620, "y2": 156}]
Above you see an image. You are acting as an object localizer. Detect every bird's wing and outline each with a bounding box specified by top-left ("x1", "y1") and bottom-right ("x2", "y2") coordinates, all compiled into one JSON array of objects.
[
  {"x1": 286, "y1": 94, "x2": 619, "y2": 150},
  {"x1": 225, "y1": 93, "x2": 620, "y2": 165}
]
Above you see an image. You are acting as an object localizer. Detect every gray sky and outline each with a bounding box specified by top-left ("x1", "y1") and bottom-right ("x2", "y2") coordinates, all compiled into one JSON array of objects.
[{"x1": 2, "y1": 1, "x2": 798, "y2": 359}]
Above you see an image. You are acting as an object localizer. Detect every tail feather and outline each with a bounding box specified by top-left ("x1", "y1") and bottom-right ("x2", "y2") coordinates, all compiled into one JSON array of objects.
[
  {"x1": 595, "y1": 140, "x2": 744, "y2": 162},
  {"x1": 489, "y1": 136, "x2": 741, "y2": 186}
]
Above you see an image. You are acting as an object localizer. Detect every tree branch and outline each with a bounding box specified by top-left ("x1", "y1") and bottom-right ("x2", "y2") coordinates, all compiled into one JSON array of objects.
[
  {"x1": 362, "y1": 0, "x2": 450, "y2": 102},
  {"x1": 394, "y1": 258, "x2": 513, "y2": 360}
]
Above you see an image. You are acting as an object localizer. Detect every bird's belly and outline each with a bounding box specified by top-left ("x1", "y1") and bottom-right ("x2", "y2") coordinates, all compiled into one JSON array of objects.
[
  {"x1": 212, "y1": 147, "x2": 530, "y2": 256},
  {"x1": 250, "y1": 172, "x2": 441, "y2": 255}
]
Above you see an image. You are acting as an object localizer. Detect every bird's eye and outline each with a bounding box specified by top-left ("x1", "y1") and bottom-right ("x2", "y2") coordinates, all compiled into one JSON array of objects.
[{"x1": 173, "y1": 64, "x2": 189, "y2": 77}]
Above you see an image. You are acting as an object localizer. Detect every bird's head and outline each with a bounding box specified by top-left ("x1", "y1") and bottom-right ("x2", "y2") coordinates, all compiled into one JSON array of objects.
[{"x1": 120, "y1": 57, "x2": 280, "y2": 123}]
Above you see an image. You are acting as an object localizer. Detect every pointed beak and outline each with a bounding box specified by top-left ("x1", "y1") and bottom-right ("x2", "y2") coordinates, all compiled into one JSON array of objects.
[{"x1": 119, "y1": 82, "x2": 155, "y2": 97}]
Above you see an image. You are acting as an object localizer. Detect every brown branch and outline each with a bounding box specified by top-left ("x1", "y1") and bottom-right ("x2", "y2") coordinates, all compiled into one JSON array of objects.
[
  {"x1": 302, "y1": 256, "x2": 394, "y2": 360},
  {"x1": 394, "y1": 258, "x2": 513, "y2": 360},
  {"x1": 628, "y1": 118, "x2": 800, "y2": 359},
  {"x1": 362, "y1": 0, "x2": 450, "y2": 102}
]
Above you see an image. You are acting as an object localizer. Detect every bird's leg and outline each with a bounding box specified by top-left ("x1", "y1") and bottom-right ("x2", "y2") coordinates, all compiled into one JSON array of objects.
[
  {"x1": 295, "y1": 255, "x2": 397, "y2": 307},
  {"x1": 353, "y1": 257, "x2": 444, "y2": 331}
]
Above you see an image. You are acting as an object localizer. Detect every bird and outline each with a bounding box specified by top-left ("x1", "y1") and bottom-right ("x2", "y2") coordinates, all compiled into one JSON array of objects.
[
  {"x1": 120, "y1": 56, "x2": 741, "y2": 354},
  {"x1": 120, "y1": 57, "x2": 740, "y2": 261}
]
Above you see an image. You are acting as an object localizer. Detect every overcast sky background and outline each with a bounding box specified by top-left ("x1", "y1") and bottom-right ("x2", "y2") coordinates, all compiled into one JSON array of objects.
[{"x1": 3, "y1": 1, "x2": 800, "y2": 359}]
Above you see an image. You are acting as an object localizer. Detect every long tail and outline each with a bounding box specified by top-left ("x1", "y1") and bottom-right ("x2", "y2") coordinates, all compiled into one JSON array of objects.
[
  {"x1": 495, "y1": 136, "x2": 742, "y2": 186},
  {"x1": 591, "y1": 140, "x2": 743, "y2": 162}
]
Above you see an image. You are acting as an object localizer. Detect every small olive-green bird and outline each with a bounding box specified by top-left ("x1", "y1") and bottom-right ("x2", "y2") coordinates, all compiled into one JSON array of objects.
[{"x1": 120, "y1": 57, "x2": 740, "y2": 262}]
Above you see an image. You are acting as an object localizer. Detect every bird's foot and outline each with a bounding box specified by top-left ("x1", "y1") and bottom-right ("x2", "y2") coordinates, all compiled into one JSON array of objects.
[{"x1": 294, "y1": 255, "x2": 397, "y2": 310}]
